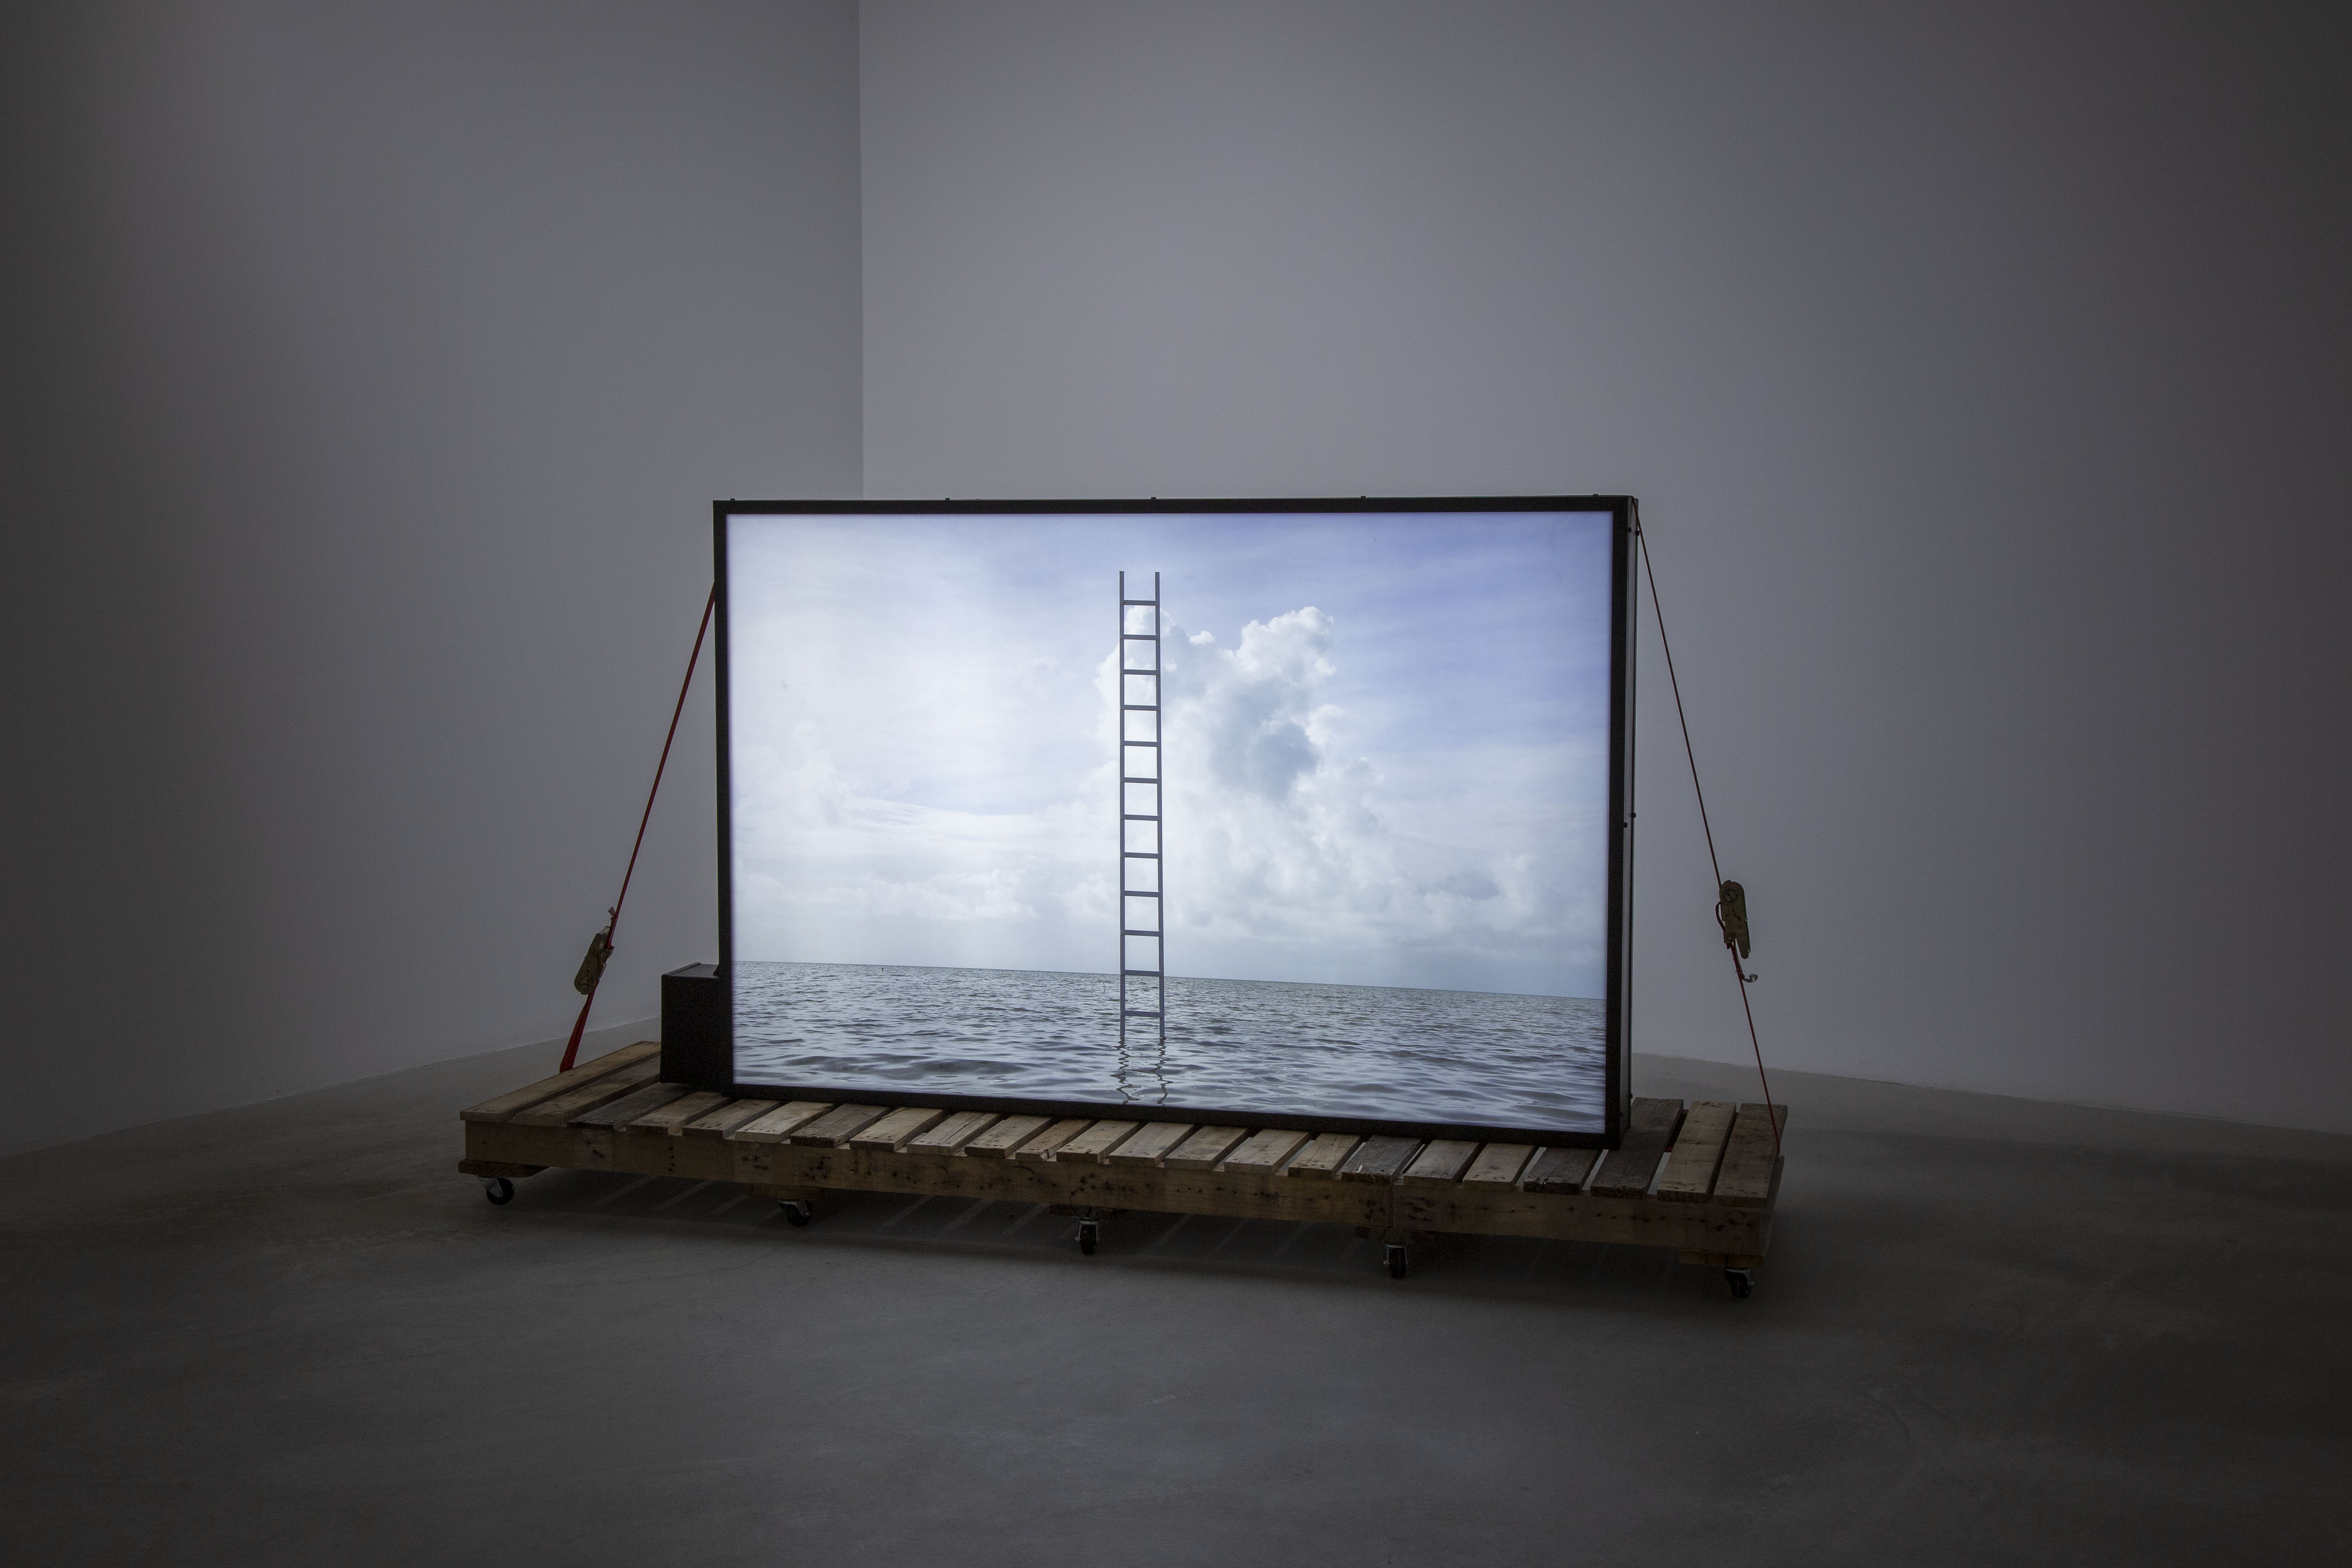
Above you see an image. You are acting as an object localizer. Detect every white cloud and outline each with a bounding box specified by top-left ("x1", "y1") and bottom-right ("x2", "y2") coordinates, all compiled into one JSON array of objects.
[
  {"x1": 732, "y1": 723, "x2": 1116, "y2": 972},
  {"x1": 1109, "y1": 609, "x2": 1599, "y2": 993}
]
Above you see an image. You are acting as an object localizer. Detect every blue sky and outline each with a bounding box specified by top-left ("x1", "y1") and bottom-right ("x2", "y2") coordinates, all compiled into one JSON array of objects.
[{"x1": 726, "y1": 509, "x2": 1615, "y2": 996}]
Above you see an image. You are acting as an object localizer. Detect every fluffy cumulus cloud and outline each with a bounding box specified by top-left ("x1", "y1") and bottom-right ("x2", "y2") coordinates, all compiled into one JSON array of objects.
[{"x1": 1103, "y1": 609, "x2": 1596, "y2": 995}]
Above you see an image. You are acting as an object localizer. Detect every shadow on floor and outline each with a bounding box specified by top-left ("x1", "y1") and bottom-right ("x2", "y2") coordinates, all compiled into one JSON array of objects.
[{"x1": 487, "y1": 1164, "x2": 1751, "y2": 1302}]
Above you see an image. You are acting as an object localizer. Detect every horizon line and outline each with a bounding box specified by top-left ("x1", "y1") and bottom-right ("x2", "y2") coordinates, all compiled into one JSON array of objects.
[{"x1": 729, "y1": 956, "x2": 1595, "y2": 1004}]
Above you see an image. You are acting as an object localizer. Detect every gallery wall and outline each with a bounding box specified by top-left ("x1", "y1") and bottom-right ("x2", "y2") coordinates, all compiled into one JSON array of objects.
[
  {"x1": 860, "y1": 1, "x2": 2352, "y2": 1129},
  {"x1": 0, "y1": 0, "x2": 862, "y2": 1154},
  {"x1": 6, "y1": 0, "x2": 2342, "y2": 1153}
]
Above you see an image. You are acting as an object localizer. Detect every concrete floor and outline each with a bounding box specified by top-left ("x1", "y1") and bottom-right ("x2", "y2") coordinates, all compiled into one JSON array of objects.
[{"x1": 4, "y1": 1031, "x2": 2348, "y2": 1566}]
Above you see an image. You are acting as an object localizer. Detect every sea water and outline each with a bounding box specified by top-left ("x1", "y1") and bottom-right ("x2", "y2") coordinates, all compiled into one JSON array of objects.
[{"x1": 732, "y1": 961, "x2": 1605, "y2": 1134}]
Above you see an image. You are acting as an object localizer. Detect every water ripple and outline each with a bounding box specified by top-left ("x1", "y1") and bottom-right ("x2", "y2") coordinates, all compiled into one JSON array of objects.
[{"x1": 733, "y1": 961, "x2": 1603, "y2": 1134}]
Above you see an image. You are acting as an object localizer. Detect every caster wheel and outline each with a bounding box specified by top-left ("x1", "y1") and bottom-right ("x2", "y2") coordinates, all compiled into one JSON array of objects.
[
  {"x1": 1384, "y1": 1243, "x2": 1409, "y2": 1280},
  {"x1": 482, "y1": 1177, "x2": 514, "y2": 1206},
  {"x1": 1725, "y1": 1268, "x2": 1754, "y2": 1300},
  {"x1": 780, "y1": 1199, "x2": 813, "y2": 1227},
  {"x1": 1077, "y1": 1220, "x2": 1099, "y2": 1255}
]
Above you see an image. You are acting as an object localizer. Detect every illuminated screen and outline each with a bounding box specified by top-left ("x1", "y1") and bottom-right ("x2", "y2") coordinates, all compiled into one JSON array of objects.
[{"x1": 718, "y1": 499, "x2": 1632, "y2": 1143}]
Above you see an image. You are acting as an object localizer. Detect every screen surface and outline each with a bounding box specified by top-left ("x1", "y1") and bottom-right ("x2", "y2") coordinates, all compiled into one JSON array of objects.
[{"x1": 719, "y1": 500, "x2": 1631, "y2": 1142}]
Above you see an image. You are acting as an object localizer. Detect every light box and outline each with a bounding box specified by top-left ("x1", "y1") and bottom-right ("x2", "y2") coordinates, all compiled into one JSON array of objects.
[{"x1": 680, "y1": 498, "x2": 1635, "y2": 1146}]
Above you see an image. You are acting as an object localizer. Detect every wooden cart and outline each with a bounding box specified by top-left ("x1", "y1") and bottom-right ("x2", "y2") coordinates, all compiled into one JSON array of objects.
[{"x1": 460, "y1": 1042, "x2": 1786, "y2": 1295}]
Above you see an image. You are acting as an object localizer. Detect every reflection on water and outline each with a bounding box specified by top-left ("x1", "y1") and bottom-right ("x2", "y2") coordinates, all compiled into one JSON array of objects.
[{"x1": 732, "y1": 961, "x2": 1603, "y2": 1134}]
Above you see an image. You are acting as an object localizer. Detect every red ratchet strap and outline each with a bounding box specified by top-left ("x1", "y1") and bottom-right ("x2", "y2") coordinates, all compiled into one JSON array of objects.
[{"x1": 559, "y1": 584, "x2": 717, "y2": 1071}]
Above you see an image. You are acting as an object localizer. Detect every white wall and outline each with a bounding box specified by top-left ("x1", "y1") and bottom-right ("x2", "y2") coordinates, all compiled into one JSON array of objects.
[
  {"x1": 860, "y1": 1, "x2": 2352, "y2": 1129},
  {"x1": 0, "y1": 0, "x2": 862, "y2": 1154},
  {"x1": 7, "y1": 1, "x2": 2342, "y2": 1152}
]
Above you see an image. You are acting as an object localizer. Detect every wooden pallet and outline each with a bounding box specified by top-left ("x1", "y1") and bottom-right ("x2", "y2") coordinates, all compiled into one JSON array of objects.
[{"x1": 459, "y1": 1042, "x2": 1785, "y2": 1288}]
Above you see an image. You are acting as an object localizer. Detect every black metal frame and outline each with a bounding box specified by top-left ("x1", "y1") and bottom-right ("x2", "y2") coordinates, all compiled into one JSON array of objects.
[{"x1": 708, "y1": 496, "x2": 1637, "y2": 1148}]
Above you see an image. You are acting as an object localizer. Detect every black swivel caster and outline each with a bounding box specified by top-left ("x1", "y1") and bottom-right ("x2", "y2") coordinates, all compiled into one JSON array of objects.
[
  {"x1": 1384, "y1": 1243, "x2": 1409, "y2": 1280},
  {"x1": 779, "y1": 1199, "x2": 814, "y2": 1227},
  {"x1": 1077, "y1": 1219, "x2": 1099, "y2": 1255},
  {"x1": 1725, "y1": 1268, "x2": 1754, "y2": 1300},
  {"x1": 482, "y1": 1177, "x2": 514, "y2": 1206}
]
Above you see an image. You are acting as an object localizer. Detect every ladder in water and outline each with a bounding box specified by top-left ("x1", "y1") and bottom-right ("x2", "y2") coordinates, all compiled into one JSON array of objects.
[{"x1": 1119, "y1": 571, "x2": 1165, "y2": 1049}]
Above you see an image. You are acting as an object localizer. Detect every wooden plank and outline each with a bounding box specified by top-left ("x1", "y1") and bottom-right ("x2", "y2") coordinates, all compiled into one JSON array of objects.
[
  {"x1": 606, "y1": 1123, "x2": 735, "y2": 1182},
  {"x1": 463, "y1": 1120, "x2": 600, "y2": 1171},
  {"x1": 568, "y1": 1081, "x2": 694, "y2": 1129},
  {"x1": 457, "y1": 1158, "x2": 545, "y2": 1178},
  {"x1": 1397, "y1": 1139, "x2": 1479, "y2": 1187},
  {"x1": 1655, "y1": 1100, "x2": 1739, "y2": 1202},
  {"x1": 906, "y1": 1110, "x2": 999, "y2": 1154},
  {"x1": 1460, "y1": 1143, "x2": 1535, "y2": 1188},
  {"x1": 504, "y1": 1056, "x2": 664, "y2": 1127},
  {"x1": 459, "y1": 1041, "x2": 661, "y2": 1122},
  {"x1": 1711, "y1": 1102, "x2": 1789, "y2": 1208},
  {"x1": 789, "y1": 1104, "x2": 891, "y2": 1147},
  {"x1": 464, "y1": 1115, "x2": 1771, "y2": 1256},
  {"x1": 682, "y1": 1099, "x2": 781, "y2": 1139},
  {"x1": 850, "y1": 1107, "x2": 949, "y2": 1151},
  {"x1": 1053, "y1": 1120, "x2": 1141, "y2": 1163},
  {"x1": 1220, "y1": 1129, "x2": 1311, "y2": 1174},
  {"x1": 729, "y1": 1141, "x2": 1397, "y2": 1231},
  {"x1": 730, "y1": 1101, "x2": 834, "y2": 1144},
  {"x1": 963, "y1": 1114, "x2": 1055, "y2": 1159},
  {"x1": 1283, "y1": 1132, "x2": 1363, "y2": 1179},
  {"x1": 626, "y1": 1090, "x2": 733, "y2": 1134},
  {"x1": 1163, "y1": 1126, "x2": 1249, "y2": 1170},
  {"x1": 1588, "y1": 1097, "x2": 1687, "y2": 1198},
  {"x1": 1391, "y1": 1182, "x2": 1773, "y2": 1253},
  {"x1": 1520, "y1": 1147, "x2": 1600, "y2": 1194},
  {"x1": 1104, "y1": 1121, "x2": 1194, "y2": 1166},
  {"x1": 1012, "y1": 1118, "x2": 1096, "y2": 1163},
  {"x1": 1339, "y1": 1135, "x2": 1422, "y2": 1183}
]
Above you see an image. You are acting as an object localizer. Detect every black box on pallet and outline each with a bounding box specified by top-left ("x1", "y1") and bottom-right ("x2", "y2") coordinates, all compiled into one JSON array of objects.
[{"x1": 660, "y1": 963, "x2": 725, "y2": 1086}]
